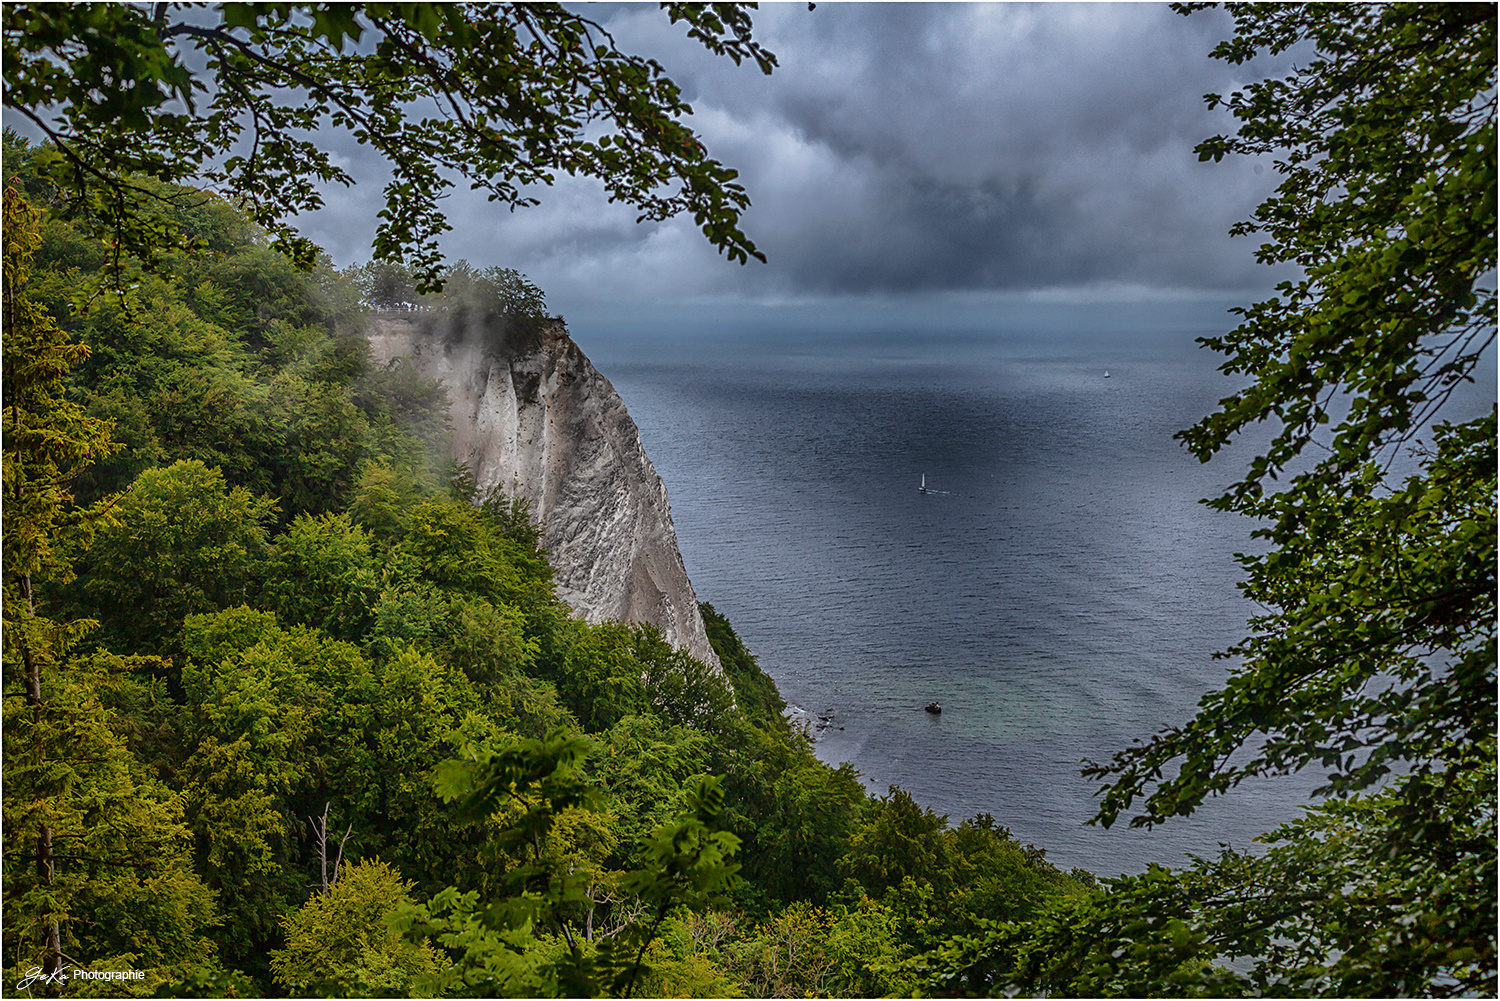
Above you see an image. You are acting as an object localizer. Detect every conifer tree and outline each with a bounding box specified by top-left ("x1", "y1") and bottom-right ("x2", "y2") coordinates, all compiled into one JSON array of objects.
[{"x1": 3, "y1": 187, "x2": 218, "y2": 993}]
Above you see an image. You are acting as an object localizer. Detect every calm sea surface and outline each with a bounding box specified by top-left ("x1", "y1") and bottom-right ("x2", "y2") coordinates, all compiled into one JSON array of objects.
[{"x1": 577, "y1": 304, "x2": 1488, "y2": 876}]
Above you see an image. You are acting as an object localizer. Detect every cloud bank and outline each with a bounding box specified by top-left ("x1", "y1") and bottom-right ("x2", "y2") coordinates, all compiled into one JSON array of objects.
[{"x1": 288, "y1": 3, "x2": 1292, "y2": 309}]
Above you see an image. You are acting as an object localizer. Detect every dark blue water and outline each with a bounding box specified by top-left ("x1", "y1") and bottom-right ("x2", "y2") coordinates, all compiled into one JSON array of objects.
[{"x1": 575, "y1": 305, "x2": 1477, "y2": 876}]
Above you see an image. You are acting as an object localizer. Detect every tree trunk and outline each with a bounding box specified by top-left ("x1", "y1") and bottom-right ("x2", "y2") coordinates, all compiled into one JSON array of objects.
[
  {"x1": 21, "y1": 574, "x2": 63, "y2": 981},
  {"x1": 38, "y1": 824, "x2": 62, "y2": 979}
]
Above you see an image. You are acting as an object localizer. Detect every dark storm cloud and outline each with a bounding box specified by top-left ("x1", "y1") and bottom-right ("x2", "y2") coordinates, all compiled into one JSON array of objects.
[{"x1": 288, "y1": 3, "x2": 1295, "y2": 305}]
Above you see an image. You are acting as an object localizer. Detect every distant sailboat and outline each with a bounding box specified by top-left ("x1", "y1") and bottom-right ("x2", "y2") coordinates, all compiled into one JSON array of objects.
[
  {"x1": 1104, "y1": 370, "x2": 1111, "y2": 378},
  {"x1": 919, "y1": 474, "x2": 951, "y2": 495}
]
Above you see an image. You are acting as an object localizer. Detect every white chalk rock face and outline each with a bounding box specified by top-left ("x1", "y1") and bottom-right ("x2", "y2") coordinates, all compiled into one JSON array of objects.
[{"x1": 365, "y1": 313, "x2": 721, "y2": 670}]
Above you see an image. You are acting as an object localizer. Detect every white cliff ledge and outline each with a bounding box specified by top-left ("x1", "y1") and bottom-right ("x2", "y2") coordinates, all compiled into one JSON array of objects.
[{"x1": 365, "y1": 313, "x2": 721, "y2": 671}]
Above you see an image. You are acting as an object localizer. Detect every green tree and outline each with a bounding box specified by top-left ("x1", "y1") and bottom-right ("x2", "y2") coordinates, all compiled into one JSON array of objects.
[
  {"x1": 397, "y1": 732, "x2": 741, "y2": 998},
  {"x1": 441, "y1": 596, "x2": 539, "y2": 685},
  {"x1": 404, "y1": 496, "x2": 527, "y2": 602},
  {"x1": 0, "y1": 154, "x2": 397, "y2": 517},
  {"x1": 436, "y1": 261, "x2": 549, "y2": 319},
  {"x1": 412, "y1": 260, "x2": 554, "y2": 350},
  {"x1": 596, "y1": 714, "x2": 714, "y2": 850},
  {"x1": 716, "y1": 721, "x2": 868, "y2": 907},
  {"x1": 841, "y1": 794, "x2": 1086, "y2": 939},
  {"x1": 625, "y1": 916, "x2": 741, "y2": 999},
  {"x1": 3, "y1": 651, "x2": 220, "y2": 996},
  {"x1": 361, "y1": 643, "x2": 497, "y2": 886},
  {"x1": 71, "y1": 460, "x2": 278, "y2": 653},
  {"x1": 270, "y1": 859, "x2": 441, "y2": 997},
  {"x1": 66, "y1": 286, "x2": 273, "y2": 503},
  {"x1": 262, "y1": 512, "x2": 382, "y2": 641},
  {"x1": 636, "y1": 627, "x2": 737, "y2": 733},
  {"x1": 350, "y1": 458, "x2": 427, "y2": 541},
  {"x1": 348, "y1": 260, "x2": 420, "y2": 312},
  {"x1": 842, "y1": 787, "x2": 949, "y2": 900},
  {"x1": 1, "y1": 184, "x2": 117, "y2": 605},
  {"x1": 823, "y1": 895, "x2": 917, "y2": 997},
  {"x1": 722, "y1": 902, "x2": 838, "y2": 998},
  {"x1": 930, "y1": 5, "x2": 1496, "y2": 996},
  {"x1": 2, "y1": 3, "x2": 777, "y2": 290},
  {"x1": 265, "y1": 372, "x2": 371, "y2": 516},
  {"x1": 541, "y1": 620, "x2": 649, "y2": 732},
  {"x1": 177, "y1": 611, "x2": 378, "y2": 976},
  {"x1": 701, "y1": 601, "x2": 787, "y2": 730},
  {"x1": 172, "y1": 607, "x2": 532, "y2": 985},
  {"x1": 596, "y1": 774, "x2": 743, "y2": 998}
]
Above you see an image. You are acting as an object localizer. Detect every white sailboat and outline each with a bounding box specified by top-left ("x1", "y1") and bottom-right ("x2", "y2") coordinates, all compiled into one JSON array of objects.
[{"x1": 920, "y1": 473, "x2": 928, "y2": 494}]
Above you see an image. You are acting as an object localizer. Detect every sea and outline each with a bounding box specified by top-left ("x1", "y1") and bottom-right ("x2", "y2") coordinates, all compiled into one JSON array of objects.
[{"x1": 576, "y1": 300, "x2": 1494, "y2": 878}]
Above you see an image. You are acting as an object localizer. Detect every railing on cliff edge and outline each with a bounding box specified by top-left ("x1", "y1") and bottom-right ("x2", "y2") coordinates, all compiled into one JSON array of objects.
[
  {"x1": 364, "y1": 304, "x2": 565, "y2": 324},
  {"x1": 367, "y1": 303, "x2": 429, "y2": 313}
]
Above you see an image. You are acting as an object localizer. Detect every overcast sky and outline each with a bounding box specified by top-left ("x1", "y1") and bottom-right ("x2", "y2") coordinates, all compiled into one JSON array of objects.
[
  {"x1": 285, "y1": 2, "x2": 1292, "y2": 321},
  {"x1": 7, "y1": 3, "x2": 1294, "y2": 321}
]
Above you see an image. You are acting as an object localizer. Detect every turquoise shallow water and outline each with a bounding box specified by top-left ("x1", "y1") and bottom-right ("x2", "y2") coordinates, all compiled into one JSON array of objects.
[{"x1": 576, "y1": 308, "x2": 1489, "y2": 876}]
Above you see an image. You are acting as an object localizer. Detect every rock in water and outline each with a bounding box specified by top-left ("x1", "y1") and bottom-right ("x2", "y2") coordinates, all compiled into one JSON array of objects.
[{"x1": 366, "y1": 313, "x2": 721, "y2": 670}]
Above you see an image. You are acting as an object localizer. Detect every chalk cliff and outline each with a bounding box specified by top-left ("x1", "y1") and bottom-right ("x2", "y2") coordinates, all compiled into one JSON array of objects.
[{"x1": 364, "y1": 313, "x2": 721, "y2": 670}]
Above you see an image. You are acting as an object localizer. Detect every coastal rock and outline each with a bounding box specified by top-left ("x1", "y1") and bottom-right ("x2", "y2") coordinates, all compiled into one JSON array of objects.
[
  {"x1": 785, "y1": 705, "x2": 836, "y2": 741},
  {"x1": 365, "y1": 313, "x2": 721, "y2": 670}
]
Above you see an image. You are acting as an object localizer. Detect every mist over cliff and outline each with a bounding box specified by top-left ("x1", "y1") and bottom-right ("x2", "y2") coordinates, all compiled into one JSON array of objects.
[{"x1": 364, "y1": 311, "x2": 721, "y2": 670}]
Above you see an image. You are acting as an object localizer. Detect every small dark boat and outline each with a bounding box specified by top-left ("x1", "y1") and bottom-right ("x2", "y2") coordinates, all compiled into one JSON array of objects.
[{"x1": 924, "y1": 702, "x2": 942, "y2": 715}]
